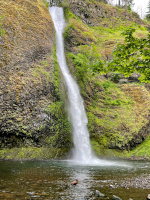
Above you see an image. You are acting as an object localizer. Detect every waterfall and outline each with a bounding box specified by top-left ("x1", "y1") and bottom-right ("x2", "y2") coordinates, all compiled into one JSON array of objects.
[
  {"x1": 49, "y1": 7, "x2": 94, "y2": 164},
  {"x1": 49, "y1": 7, "x2": 131, "y2": 167}
]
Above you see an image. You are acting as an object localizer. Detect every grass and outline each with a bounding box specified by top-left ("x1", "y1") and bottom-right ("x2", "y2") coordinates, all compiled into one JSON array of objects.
[
  {"x1": 128, "y1": 135, "x2": 150, "y2": 158},
  {"x1": 0, "y1": 147, "x2": 66, "y2": 160},
  {"x1": 64, "y1": 7, "x2": 148, "y2": 61}
]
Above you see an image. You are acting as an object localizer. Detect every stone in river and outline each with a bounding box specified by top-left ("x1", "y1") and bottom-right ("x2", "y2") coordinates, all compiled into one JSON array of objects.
[
  {"x1": 112, "y1": 195, "x2": 122, "y2": 200},
  {"x1": 95, "y1": 190, "x2": 105, "y2": 197}
]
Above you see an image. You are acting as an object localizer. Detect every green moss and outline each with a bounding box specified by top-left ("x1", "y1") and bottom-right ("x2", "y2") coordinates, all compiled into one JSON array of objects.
[
  {"x1": 128, "y1": 135, "x2": 150, "y2": 158},
  {"x1": 41, "y1": 0, "x2": 49, "y2": 8},
  {"x1": 86, "y1": 79, "x2": 149, "y2": 151},
  {"x1": 32, "y1": 60, "x2": 51, "y2": 85},
  {"x1": 60, "y1": 0, "x2": 70, "y2": 9},
  {"x1": 64, "y1": 7, "x2": 150, "y2": 154},
  {"x1": 64, "y1": 8, "x2": 148, "y2": 61},
  {"x1": 0, "y1": 147, "x2": 67, "y2": 160},
  {"x1": 42, "y1": 46, "x2": 71, "y2": 153}
]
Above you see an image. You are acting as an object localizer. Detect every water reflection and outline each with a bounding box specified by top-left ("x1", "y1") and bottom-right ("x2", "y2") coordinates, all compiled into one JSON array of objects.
[
  {"x1": 66, "y1": 167, "x2": 91, "y2": 200},
  {"x1": 0, "y1": 160, "x2": 150, "y2": 199}
]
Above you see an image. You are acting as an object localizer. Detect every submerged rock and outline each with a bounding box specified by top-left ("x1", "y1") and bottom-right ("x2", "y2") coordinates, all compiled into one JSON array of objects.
[
  {"x1": 71, "y1": 179, "x2": 78, "y2": 185},
  {"x1": 112, "y1": 195, "x2": 122, "y2": 200},
  {"x1": 147, "y1": 194, "x2": 150, "y2": 200},
  {"x1": 95, "y1": 190, "x2": 105, "y2": 197}
]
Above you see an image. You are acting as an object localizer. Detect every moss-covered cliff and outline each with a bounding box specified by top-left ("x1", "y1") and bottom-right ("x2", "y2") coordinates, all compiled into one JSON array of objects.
[
  {"x1": 0, "y1": 0, "x2": 150, "y2": 159},
  {"x1": 63, "y1": 0, "x2": 150, "y2": 158},
  {"x1": 0, "y1": 0, "x2": 71, "y2": 159}
]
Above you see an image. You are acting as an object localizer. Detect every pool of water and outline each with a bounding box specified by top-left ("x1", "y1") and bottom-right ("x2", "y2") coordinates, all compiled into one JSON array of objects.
[{"x1": 0, "y1": 159, "x2": 150, "y2": 200}]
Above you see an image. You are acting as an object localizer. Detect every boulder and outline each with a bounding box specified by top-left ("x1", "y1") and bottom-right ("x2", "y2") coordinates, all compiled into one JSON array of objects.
[{"x1": 147, "y1": 194, "x2": 150, "y2": 200}]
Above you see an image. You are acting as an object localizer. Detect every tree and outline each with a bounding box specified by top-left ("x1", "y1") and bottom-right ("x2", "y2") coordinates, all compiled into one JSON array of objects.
[
  {"x1": 108, "y1": 28, "x2": 150, "y2": 82},
  {"x1": 146, "y1": 0, "x2": 150, "y2": 21},
  {"x1": 115, "y1": 0, "x2": 133, "y2": 9}
]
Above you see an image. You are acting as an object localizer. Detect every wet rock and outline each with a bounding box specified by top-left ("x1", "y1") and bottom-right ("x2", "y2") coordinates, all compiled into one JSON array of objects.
[
  {"x1": 84, "y1": 196, "x2": 93, "y2": 200},
  {"x1": 95, "y1": 190, "x2": 105, "y2": 197},
  {"x1": 147, "y1": 194, "x2": 150, "y2": 200},
  {"x1": 71, "y1": 179, "x2": 78, "y2": 185},
  {"x1": 128, "y1": 73, "x2": 140, "y2": 82},
  {"x1": 110, "y1": 184, "x2": 115, "y2": 188},
  {"x1": 112, "y1": 195, "x2": 122, "y2": 200},
  {"x1": 119, "y1": 79, "x2": 128, "y2": 84}
]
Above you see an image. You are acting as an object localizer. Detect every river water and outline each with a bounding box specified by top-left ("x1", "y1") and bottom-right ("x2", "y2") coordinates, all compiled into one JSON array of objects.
[{"x1": 0, "y1": 160, "x2": 150, "y2": 200}]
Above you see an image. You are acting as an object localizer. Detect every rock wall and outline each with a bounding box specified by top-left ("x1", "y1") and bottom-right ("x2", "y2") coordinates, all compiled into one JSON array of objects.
[
  {"x1": 66, "y1": 0, "x2": 144, "y2": 27},
  {"x1": 0, "y1": 0, "x2": 149, "y2": 159},
  {"x1": 63, "y1": 0, "x2": 150, "y2": 155},
  {"x1": 0, "y1": 0, "x2": 71, "y2": 155}
]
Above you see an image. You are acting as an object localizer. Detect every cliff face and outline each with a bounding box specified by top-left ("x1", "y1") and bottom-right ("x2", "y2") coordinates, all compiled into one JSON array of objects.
[
  {"x1": 0, "y1": 0, "x2": 149, "y2": 159},
  {"x1": 67, "y1": 0, "x2": 143, "y2": 27},
  {"x1": 0, "y1": 0, "x2": 71, "y2": 158},
  {"x1": 63, "y1": 0, "x2": 150, "y2": 156}
]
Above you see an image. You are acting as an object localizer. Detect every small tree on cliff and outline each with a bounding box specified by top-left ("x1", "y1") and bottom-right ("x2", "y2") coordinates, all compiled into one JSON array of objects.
[
  {"x1": 116, "y1": 0, "x2": 133, "y2": 9},
  {"x1": 146, "y1": 0, "x2": 150, "y2": 21}
]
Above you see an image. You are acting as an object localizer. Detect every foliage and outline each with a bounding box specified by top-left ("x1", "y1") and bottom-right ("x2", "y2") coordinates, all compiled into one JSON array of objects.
[
  {"x1": 41, "y1": 0, "x2": 49, "y2": 8},
  {"x1": 113, "y1": 0, "x2": 134, "y2": 9},
  {"x1": 146, "y1": 0, "x2": 150, "y2": 21},
  {"x1": 59, "y1": 0, "x2": 70, "y2": 9},
  {"x1": 108, "y1": 28, "x2": 150, "y2": 82},
  {"x1": 127, "y1": 135, "x2": 150, "y2": 158},
  {"x1": 44, "y1": 47, "x2": 71, "y2": 148},
  {"x1": 68, "y1": 44, "x2": 104, "y2": 82}
]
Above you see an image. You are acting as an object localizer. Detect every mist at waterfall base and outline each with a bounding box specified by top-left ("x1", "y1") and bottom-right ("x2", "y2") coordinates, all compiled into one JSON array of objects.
[{"x1": 49, "y1": 7, "x2": 129, "y2": 167}]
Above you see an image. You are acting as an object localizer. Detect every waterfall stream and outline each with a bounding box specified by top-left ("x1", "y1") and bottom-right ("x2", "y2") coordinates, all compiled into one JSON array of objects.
[
  {"x1": 49, "y1": 7, "x2": 122, "y2": 166},
  {"x1": 49, "y1": 7, "x2": 94, "y2": 164}
]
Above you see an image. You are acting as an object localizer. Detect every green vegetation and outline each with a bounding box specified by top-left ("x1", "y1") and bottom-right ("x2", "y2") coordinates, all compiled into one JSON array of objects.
[
  {"x1": 64, "y1": 6, "x2": 150, "y2": 157},
  {"x1": 41, "y1": 0, "x2": 49, "y2": 8},
  {"x1": 128, "y1": 135, "x2": 150, "y2": 158},
  {"x1": 108, "y1": 28, "x2": 150, "y2": 82},
  {"x1": 32, "y1": 60, "x2": 51, "y2": 84},
  {"x1": 0, "y1": 147, "x2": 64, "y2": 160},
  {"x1": 43, "y1": 47, "x2": 71, "y2": 153},
  {"x1": 86, "y1": 79, "x2": 138, "y2": 150},
  {"x1": 146, "y1": 0, "x2": 150, "y2": 21},
  {"x1": 67, "y1": 44, "x2": 104, "y2": 84},
  {"x1": 0, "y1": 0, "x2": 150, "y2": 160}
]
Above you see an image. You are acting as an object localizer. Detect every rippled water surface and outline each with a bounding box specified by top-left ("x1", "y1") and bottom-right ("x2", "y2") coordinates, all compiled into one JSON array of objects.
[{"x1": 0, "y1": 159, "x2": 150, "y2": 200}]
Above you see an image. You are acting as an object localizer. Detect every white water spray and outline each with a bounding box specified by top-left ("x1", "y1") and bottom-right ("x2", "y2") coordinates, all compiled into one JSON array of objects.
[
  {"x1": 49, "y1": 7, "x2": 129, "y2": 167},
  {"x1": 49, "y1": 7, "x2": 94, "y2": 164}
]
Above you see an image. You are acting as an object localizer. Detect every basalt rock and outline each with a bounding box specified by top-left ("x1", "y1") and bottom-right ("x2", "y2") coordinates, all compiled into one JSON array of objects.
[
  {"x1": 0, "y1": 0, "x2": 71, "y2": 153},
  {"x1": 66, "y1": 0, "x2": 144, "y2": 27}
]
